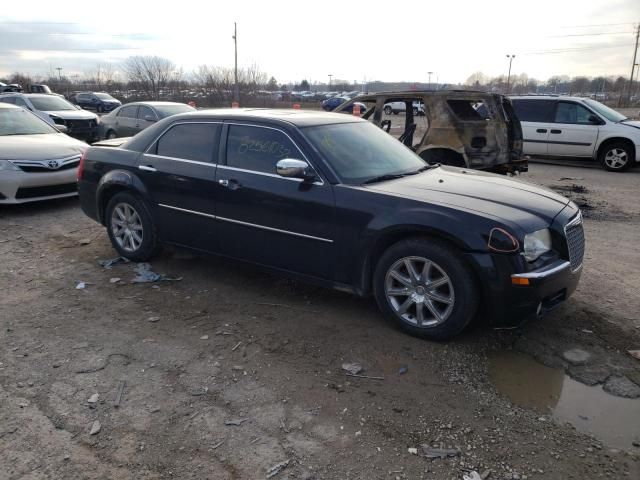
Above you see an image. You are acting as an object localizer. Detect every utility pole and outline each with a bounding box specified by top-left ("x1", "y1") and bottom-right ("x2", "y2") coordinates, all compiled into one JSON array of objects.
[
  {"x1": 506, "y1": 55, "x2": 515, "y2": 94},
  {"x1": 427, "y1": 71, "x2": 433, "y2": 90},
  {"x1": 328, "y1": 74, "x2": 333, "y2": 89},
  {"x1": 56, "y1": 67, "x2": 63, "y2": 83},
  {"x1": 625, "y1": 24, "x2": 639, "y2": 107},
  {"x1": 232, "y1": 22, "x2": 239, "y2": 104}
]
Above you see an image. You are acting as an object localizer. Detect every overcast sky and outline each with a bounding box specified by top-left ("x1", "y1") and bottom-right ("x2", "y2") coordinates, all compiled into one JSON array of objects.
[{"x1": 1, "y1": 0, "x2": 639, "y2": 85}]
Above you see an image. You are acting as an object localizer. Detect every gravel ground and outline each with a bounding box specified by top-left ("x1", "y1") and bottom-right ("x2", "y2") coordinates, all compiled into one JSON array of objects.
[{"x1": 1, "y1": 162, "x2": 639, "y2": 479}]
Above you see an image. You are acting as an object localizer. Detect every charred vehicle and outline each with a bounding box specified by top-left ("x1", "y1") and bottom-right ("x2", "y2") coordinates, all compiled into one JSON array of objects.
[{"x1": 338, "y1": 91, "x2": 526, "y2": 174}]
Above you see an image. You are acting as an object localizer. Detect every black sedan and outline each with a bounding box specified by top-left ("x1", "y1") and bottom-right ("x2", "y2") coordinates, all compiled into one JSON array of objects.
[
  {"x1": 77, "y1": 109, "x2": 584, "y2": 340},
  {"x1": 98, "y1": 101, "x2": 195, "y2": 139}
]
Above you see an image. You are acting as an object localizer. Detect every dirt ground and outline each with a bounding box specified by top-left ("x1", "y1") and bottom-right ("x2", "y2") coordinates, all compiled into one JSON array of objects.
[{"x1": 1, "y1": 161, "x2": 639, "y2": 480}]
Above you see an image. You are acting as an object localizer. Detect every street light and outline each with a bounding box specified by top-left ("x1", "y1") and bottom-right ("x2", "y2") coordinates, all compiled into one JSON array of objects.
[
  {"x1": 328, "y1": 74, "x2": 333, "y2": 89},
  {"x1": 506, "y1": 55, "x2": 515, "y2": 94},
  {"x1": 427, "y1": 71, "x2": 433, "y2": 90}
]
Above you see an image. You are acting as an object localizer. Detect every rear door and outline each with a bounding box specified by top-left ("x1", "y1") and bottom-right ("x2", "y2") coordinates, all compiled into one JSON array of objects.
[
  {"x1": 135, "y1": 105, "x2": 158, "y2": 135},
  {"x1": 511, "y1": 99, "x2": 556, "y2": 155},
  {"x1": 138, "y1": 122, "x2": 222, "y2": 250},
  {"x1": 215, "y1": 122, "x2": 336, "y2": 279},
  {"x1": 547, "y1": 101, "x2": 600, "y2": 157},
  {"x1": 115, "y1": 105, "x2": 139, "y2": 137}
]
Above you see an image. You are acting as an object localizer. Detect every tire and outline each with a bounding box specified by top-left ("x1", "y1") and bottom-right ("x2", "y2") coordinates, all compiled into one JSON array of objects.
[
  {"x1": 106, "y1": 130, "x2": 117, "y2": 140},
  {"x1": 598, "y1": 141, "x2": 633, "y2": 172},
  {"x1": 97, "y1": 105, "x2": 104, "y2": 113},
  {"x1": 413, "y1": 107, "x2": 418, "y2": 115},
  {"x1": 105, "y1": 192, "x2": 160, "y2": 262},
  {"x1": 384, "y1": 106, "x2": 392, "y2": 115},
  {"x1": 373, "y1": 237, "x2": 478, "y2": 340}
]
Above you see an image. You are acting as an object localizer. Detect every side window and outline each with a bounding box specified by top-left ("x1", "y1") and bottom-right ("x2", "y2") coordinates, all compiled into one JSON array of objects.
[
  {"x1": 226, "y1": 125, "x2": 301, "y2": 174},
  {"x1": 554, "y1": 102, "x2": 594, "y2": 125},
  {"x1": 14, "y1": 97, "x2": 28, "y2": 108},
  {"x1": 447, "y1": 99, "x2": 491, "y2": 121},
  {"x1": 155, "y1": 123, "x2": 221, "y2": 163},
  {"x1": 138, "y1": 106, "x2": 156, "y2": 120},
  {"x1": 77, "y1": 93, "x2": 87, "y2": 101},
  {"x1": 0, "y1": 97, "x2": 16, "y2": 104},
  {"x1": 511, "y1": 100, "x2": 556, "y2": 123},
  {"x1": 118, "y1": 105, "x2": 138, "y2": 118}
]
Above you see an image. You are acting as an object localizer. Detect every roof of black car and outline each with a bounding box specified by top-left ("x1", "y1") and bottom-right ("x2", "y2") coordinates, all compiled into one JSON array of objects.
[{"x1": 172, "y1": 108, "x2": 363, "y2": 127}]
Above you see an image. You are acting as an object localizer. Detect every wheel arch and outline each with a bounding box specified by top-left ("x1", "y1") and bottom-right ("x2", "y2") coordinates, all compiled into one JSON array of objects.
[
  {"x1": 596, "y1": 136, "x2": 635, "y2": 161},
  {"x1": 96, "y1": 170, "x2": 150, "y2": 225},
  {"x1": 357, "y1": 226, "x2": 480, "y2": 296}
]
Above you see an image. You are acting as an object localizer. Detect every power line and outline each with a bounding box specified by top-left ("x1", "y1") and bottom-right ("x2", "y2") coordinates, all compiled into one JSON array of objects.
[
  {"x1": 523, "y1": 43, "x2": 635, "y2": 55},
  {"x1": 558, "y1": 22, "x2": 636, "y2": 28},
  {"x1": 547, "y1": 31, "x2": 635, "y2": 37}
]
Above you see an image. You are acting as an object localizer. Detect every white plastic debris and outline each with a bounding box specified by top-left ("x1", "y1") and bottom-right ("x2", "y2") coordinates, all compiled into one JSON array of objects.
[
  {"x1": 408, "y1": 447, "x2": 418, "y2": 455},
  {"x1": 341, "y1": 362, "x2": 363, "y2": 375},
  {"x1": 87, "y1": 393, "x2": 99, "y2": 404},
  {"x1": 75, "y1": 282, "x2": 86, "y2": 289}
]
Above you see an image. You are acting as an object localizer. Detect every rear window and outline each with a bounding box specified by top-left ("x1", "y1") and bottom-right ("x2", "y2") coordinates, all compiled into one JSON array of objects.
[
  {"x1": 511, "y1": 99, "x2": 556, "y2": 123},
  {"x1": 154, "y1": 123, "x2": 220, "y2": 163},
  {"x1": 447, "y1": 100, "x2": 490, "y2": 121}
]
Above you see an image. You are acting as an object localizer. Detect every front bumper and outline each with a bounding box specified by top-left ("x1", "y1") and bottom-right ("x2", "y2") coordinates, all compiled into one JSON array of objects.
[
  {"x1": 0, "y1": 169, "x2": 78, "y2": 204},
  {"x1": 466, "y1": 252, "x2": 582, "y2": 328}
]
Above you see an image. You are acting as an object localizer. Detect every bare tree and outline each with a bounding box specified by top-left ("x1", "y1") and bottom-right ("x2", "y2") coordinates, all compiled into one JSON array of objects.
[{"x1": 123, "y1": 56, "x2": 177, "y2": 100}]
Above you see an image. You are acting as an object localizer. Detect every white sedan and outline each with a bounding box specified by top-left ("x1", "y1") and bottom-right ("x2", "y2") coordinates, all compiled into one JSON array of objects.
[
  {"x1": 0, "y1": 103, "x2": 88, "y2": 204},
  {"x1": 383, "y1": 101, "x2": 425, "y2": 116}
]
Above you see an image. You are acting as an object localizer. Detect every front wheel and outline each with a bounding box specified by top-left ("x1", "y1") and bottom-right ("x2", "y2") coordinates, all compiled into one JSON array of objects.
[
  {"x1": 384, "y1": 106, "x2": 392, "y2": 115},
  {"x1": 97, "y1": 105, "x2": 104, "y2": 113},
  {"x1": 599, "y1": 142, "x2": 633, "y2": 171},
  {"x1": 373, "y1": 238, "x2": 478, "y2": 340},
  {"x1": 106, "y1": 130, "x2": 117, "y2": 140},
  {"x1": 105, "y1": 192, "x2": 159, "y2": 262}
]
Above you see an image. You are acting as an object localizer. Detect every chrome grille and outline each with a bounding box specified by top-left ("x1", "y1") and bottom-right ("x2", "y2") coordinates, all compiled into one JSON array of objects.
[{"x1": 564, "y1": 213, "x2": 585, "y2": 272}]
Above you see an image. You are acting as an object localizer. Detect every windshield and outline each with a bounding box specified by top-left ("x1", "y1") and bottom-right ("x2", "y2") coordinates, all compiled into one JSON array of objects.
[
  {"x1": 154, "y1": 104, "x2": 196, "y2": 118},
  {"x1": 583, "y1": 99, "x2": 626, "y2": 122},
  {"x1": 29, "y1": 96, "x2": 76, "y2": 111},
  {"x1": 95, "y1": 93, "x2": 115, "y2": 100},
  {"x1": 0, "y1": 108, "x2": 58, "y2": 136},
  {"x1": 304, "y1": 121, "x2": 427, "y2": 184}
]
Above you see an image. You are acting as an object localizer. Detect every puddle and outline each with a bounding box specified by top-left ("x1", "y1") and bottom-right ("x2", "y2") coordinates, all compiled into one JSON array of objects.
[{"x1": 489, "y1": 350, "x2": 640, "y2": 449}]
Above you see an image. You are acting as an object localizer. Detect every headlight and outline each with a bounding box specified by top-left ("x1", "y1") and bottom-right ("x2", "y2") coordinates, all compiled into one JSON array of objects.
[
  {"x1": 0, "y1": 160, "x2": 21, "y2": 171},
  {"x1": 523, "y1": 228, "x2": 552, "y2": 262},
  {"x1": 49, "y1": 114, "x2": 65, "y2": 125}
]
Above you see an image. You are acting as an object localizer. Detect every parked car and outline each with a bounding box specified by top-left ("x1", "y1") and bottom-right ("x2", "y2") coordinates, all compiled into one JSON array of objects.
[
  {"x1": 98, "y1": 102, "x2": 196, "y2": 139},
  {"x1": 0, "y1": 82, "x2": 22, "y2": 93},
  {"x1": 384, "y1": 101, "x2": 425, "y2": 116},
  {"x1": 0, "y1": 103, "x2": 88, "y2": 204},
  {"x1": 510, "y1": 95, "x2": 640, "y2": 171},
  {"x1": 73, "y1": 92, "x2": 122, "y2": 113},
  {"x1": 0, "y1": 92, "x2": 99, "y2": 142},
  {"x1": 338, "y1": 91, "x2": 526, "y2": 174},
  {"x1": 322, "y1": 96, "x2": 367, "y2": 114},
  {"x1": 77, "y1": 109, "x2": 583, "y2": 340}
]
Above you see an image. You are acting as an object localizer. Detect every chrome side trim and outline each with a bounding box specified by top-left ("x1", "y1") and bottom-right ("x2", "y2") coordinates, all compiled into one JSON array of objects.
[
  {"x1": 158, "y1": 203, "x2": 216, "y2": 219},
  {"x1": 217, "y1": 164, "x2": 323, "y2": 185},
  {"x1": 216, "y1": 215, "x2": 333, "y2": 243},
  {"x1": 512, "y1": 260, "x2": 571, "y2": 280},
  {"x1": 157, "y1": 204, "x2": 333, "y2": 243},
  {"x1": 144, "y1": 153, "x2": 216, "y2": 167}
]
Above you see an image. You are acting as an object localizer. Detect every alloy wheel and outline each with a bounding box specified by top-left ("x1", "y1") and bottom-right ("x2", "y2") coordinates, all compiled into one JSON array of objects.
[
  {"x1": 604, "y1": 148, "x2": 628, "y2": 169},
  {"x1": 111, "y1": 202, "x2": 144, "y2": 252},
  {"x1": 384, "y1": 256, "x2": 455, "y2": 327}
]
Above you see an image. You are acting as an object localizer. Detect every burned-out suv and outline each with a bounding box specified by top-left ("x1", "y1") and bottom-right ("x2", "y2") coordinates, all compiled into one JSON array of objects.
[{"x1": 338, "y1": 91, "x2": 526, "y2": 174}]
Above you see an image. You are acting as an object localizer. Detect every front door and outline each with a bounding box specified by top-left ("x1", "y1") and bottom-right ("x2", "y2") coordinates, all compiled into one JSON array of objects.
[
  {"x1": 215, "y1": 123, "x2": 335, "y2": 280},
  {"x1": 547, "y1": 101, "x2": 600, "y2": 157},
  {"x1": 137, "y1": 121, "x2": 222, "y2": 250},
  {"x1": 135, "y1": 105, "x2": 158, "y2": 135},
  {"x1": 113, "y1": 105, "x2": 138, "y2": 137}
]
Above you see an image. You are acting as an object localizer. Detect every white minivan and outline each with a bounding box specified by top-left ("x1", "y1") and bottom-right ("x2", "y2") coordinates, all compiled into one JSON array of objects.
[{"x1": 510, "y1": 95, "x2": 640, "y2": 171}]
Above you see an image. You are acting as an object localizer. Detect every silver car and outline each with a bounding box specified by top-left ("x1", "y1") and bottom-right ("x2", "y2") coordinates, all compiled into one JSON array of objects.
[
  {"x1": 0, "y1": 103, "x2": 88, "y2": 204},
  {"x1": 99, "y1": 101, "x2": 195, "y2": 139}
]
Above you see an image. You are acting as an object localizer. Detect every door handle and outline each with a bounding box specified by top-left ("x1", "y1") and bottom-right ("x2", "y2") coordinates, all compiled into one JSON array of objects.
[
  {"x1": 550, "y1": 129, "x2": 562, "y2": 134},
  {"x1": 139, "y1": 165, "x2": 157, "y2": 172},
  {"x1": 218, "y1": 178, "x2": 241, "y2": 190},
  {"x1": 536, "y1": 129, "x2": 547, "y2": 133}
]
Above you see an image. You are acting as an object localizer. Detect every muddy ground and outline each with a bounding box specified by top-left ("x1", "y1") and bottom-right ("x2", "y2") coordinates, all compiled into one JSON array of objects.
[{"x1": 1, "y1": 162, "x2": 639, "y2": 480}]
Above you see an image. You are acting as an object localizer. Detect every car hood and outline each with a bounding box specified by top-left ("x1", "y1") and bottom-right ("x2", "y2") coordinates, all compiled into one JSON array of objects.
[
  {"x1": 0, "y1": 134, "x2": 88, "y2": 161},
  {"x1": 365, "y1": 166, "x2": 570, "y2": 227},
  {"x1": 43, "y1": 109, "x2": 97, "y2": 120},
  {"x1": 619, "y1": 120, "x2": 640, "y2": 130}
]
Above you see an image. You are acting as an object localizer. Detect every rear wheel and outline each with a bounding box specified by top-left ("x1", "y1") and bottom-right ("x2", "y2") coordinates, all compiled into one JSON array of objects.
[
  {"x1": 373, "y1": 238, "x2": 478, "y2": 340},
  {"x1": 106, "y1": 130, "x2": 117, "y2": 139},
  {"x1": 599, "y1": 141, "x2": 633, "y2": 172},
  {"x1": 97, "y1": 104, "x2": 104, "y2": 113},
  {"x1": 384, "y1": 106, "x2": 392, "y2": 115},
  {"x1": 105, "y1": 192, "x2": 159, "y2": 262}
]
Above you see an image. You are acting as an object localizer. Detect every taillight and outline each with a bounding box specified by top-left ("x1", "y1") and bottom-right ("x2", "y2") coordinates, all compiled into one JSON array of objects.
[{"x1": 77, "y1": 151, "x2": 86, "y2": 181}]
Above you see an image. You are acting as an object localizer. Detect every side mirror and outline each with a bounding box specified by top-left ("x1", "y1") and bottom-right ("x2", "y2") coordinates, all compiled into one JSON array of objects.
[
  {"x1": 144, "y1": 115, "x2": 156, "y2": 122},
  {"x1": 588, "y1": 114, "x2": 601, "y2": 125},
  {"x1": 56, "y1": 124, "x2": 68, "y2": 134},
  {"x1": 276, "y1": 158, "x2": 316, "y2": 181}
]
